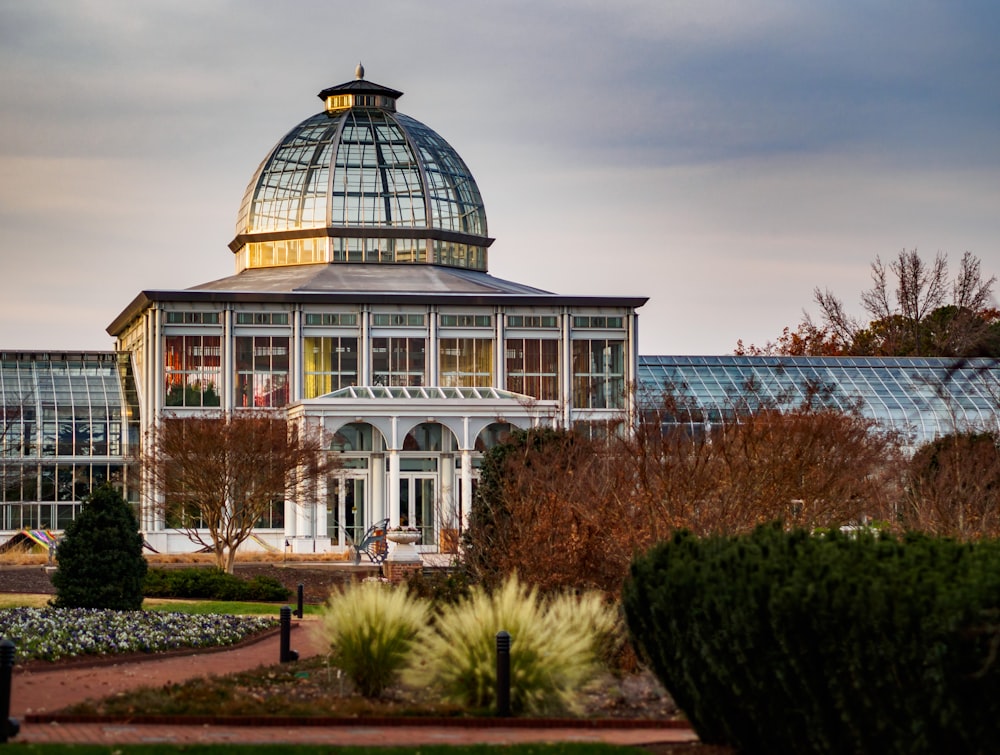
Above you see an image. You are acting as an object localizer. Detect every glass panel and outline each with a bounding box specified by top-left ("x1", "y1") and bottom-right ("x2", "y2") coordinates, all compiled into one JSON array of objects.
[
  {"x1": 304, "y1": 337, "x2": 359, "y2": 398},
  {"x1": 505, "y1": 339, "x2": 559, "y2": 400},
  {"x1": 165, "y1": 335, "x2": 221, "y2": 407},
  {"x1": 439, "y1": 338, "x2": 493, "y2": 388},
  {"x1": 372, "y1": 337, "x2": 425, "y2": 387},
  {"x1": 235, "y1": 336, "x2": 290, "y2": 407},
  {"x1": 572, "y1": 339, "x2": 625, "y2": 409},
  {"x1": 416, "y1": 477, "x2": 435, "y2": 546},
  {"x1": 329, "y1": 476, "x2": 367, "y2": 546}
]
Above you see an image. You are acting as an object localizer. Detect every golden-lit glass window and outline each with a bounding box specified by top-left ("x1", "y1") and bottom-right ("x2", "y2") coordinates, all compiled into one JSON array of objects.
[
  {"x1": 439, "y1": 338, "x2": 493, "y2": 388},
  {"x1": 303, "y1": 337, "x2": 359, "y2": 398}
]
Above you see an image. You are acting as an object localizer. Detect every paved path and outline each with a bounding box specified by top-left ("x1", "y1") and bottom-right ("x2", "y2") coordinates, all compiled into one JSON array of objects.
[{"x1": 10, "y1": 619, "x2": 698, "y2": 748}]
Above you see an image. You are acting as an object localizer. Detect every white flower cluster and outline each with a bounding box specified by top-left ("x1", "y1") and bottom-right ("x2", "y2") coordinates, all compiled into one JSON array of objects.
[{"x1": 0, "y1": 607, "x2": 276, "y2": 662}]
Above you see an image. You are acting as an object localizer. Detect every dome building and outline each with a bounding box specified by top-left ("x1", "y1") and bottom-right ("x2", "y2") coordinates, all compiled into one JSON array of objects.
[
  {"x1": 3, "y1": 68, "x2": 1000, "y2": 556},
  {"x1": 107, "y1": 67, "x2": 648, "y2": 555}
]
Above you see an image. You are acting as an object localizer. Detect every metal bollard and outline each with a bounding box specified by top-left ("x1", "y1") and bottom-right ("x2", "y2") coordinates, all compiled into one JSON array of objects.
[
  {"x1": 0, "y1": 638, "x2": 20, "y2": 742},
  {"x1": 279, "y1": 606, "x2": 299, "y2": 663},
  {"x1": 495, "y1": 630, "x2": 511, "y2": 717},
  {"x1": 295, "y1": 584, "x2": 304, "y2": 618}
]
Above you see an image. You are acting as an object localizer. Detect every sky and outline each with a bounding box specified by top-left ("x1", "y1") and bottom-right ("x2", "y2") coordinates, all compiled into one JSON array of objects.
[{"x1": 1, "y1": 1, "x2": 998, "y2": 356}]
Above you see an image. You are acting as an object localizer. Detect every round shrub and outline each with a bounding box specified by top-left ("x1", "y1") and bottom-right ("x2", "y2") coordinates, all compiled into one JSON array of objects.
[
  {"x1": 51, "y1": 484, "x2": 147, "y2": 610},
  {"x1": 624, "y1": 525, "x2": 1000, "y2": 754}
]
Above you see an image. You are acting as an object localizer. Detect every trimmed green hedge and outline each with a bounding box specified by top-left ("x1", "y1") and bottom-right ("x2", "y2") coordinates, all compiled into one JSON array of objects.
[
  {"x1": 143, "y1": 568, "x2": 291, "y2": 602},
  {"x1": 623, "y1": 525, "x2": 1000, "y2": 754}
]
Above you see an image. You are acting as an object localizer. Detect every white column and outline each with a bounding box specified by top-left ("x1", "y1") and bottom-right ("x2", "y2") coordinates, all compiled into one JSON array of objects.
[
  {"x1": 371, "y1": 454, "x2": 385, "y2": 524},
  {"x1": 495, "y1": 306, "x2": 504, "y2": 390},
  {"x1": 562, "y1": 308, "x2": 573, "y2": 428},
  {"x1": 461, "y1": 449, "x2": 473, "y2": 531},
  {"x1": 291, "y1": 308, "x2": 303, "y2": 402},
  {"x1": 295, "y1": 493, "x2": 311, "y2": 537},
  {"x1": 428, "y1": 306, "x2": 438, "y2": 386},
  {"x1": 440, "y1": 454, "x2": 455, "y2": 528},
  {"x1": 388, "y1": 449, "x2": 401, "y2": 527},
  {"x1": 150, "y1": 308, "x2": 165, "y2": 531},
  {"x1": 284, "y1": 500, "x2": 298, "y2": 540},
  {"x1": 627, "y1": 309, "x2": 639, "y2": 430},
  {"x1": 387, "y1": 416, "x2": 400, "y2": 527},
  {"x1": 360, "y1": 307, "x2": 371, "y2": 385},
  {"x1": 223, "y1": 308, "x2": 234, "y2": 410},
  {"x1": 315, "y1": 474, "x2": 329, "y2": 541}
]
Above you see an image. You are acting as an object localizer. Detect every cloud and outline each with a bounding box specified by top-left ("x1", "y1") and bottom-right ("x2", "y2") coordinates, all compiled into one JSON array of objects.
[{"x1": 0, "y1": 0, "x2": 998, "y2": 357}]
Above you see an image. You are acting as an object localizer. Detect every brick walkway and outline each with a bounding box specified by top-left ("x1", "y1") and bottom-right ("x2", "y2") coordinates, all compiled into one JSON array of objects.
[{"x1": 10, "y1": 619, "x2": 698, "y2": 747}]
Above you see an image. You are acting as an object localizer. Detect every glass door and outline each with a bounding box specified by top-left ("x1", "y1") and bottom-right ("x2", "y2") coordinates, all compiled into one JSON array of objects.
[
  {"x1": 328, "y1": 473, "x2": 368, "y2": 547},
  {"x1": 398, "y1": 474, "x2": 436, "y2": 548}
]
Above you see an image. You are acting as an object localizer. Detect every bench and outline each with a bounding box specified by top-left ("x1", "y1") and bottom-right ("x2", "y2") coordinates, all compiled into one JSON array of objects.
[{"x1": 352, "y1": 518, "x2": 389, "y2": 565}]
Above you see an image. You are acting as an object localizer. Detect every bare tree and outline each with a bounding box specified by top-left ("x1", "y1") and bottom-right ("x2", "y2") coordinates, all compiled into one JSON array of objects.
[
  {"x1": 464, "y1": 396, "x2": 901, "y2": 598},
  {"x1": 899, "y1": 431, "x2": 1000, "y2": 539},
  {"x1": 629, "y1": 398, "x2": 901, "y2": 537},
  {"x1": 803, "y1": 249, "x2": 998, "y2": 357},
  {"x1": 145, "y1": 411, "x2": 336, "y2": 573}
]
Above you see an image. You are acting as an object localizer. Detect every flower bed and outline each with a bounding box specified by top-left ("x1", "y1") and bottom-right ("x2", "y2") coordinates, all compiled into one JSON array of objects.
[{"x1": 0, "y1": 607, "x2": 276, "y2": 662}]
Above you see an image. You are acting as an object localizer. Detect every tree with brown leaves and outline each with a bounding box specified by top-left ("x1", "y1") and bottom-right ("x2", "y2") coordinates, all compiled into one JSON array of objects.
[
  {"x1": 742, "y1": 250, "x2": 1000, "y2": 357},
  {"x1": 628, "y1": 398, "x2": 900, "y2": 537},
  {"x1": 900, "y1": 431, "x2": 1000, "y2": 539},
  {"x1": 145, "y1": 412, "x2": 336, "y2": 573},
  {"x1": 463, "y1": 400, "x2": 901, "y2": 598},
  {"x1": 463, "y1": 427, "x2": 648, "y2": 597}
]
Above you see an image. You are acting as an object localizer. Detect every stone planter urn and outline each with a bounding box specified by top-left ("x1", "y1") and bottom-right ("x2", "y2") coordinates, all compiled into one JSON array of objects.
[
  {"x1": 386, "y1": 529, "x2": 421, "y2": 562},
  {"x1": 386, "y1": 530, "x2": 420, "y2": 545}
]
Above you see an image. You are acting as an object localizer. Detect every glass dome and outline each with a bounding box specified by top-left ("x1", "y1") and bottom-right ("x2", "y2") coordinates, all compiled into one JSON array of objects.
[{"x1": 231, "y1": 67, "x2": 491, "y2": 273}]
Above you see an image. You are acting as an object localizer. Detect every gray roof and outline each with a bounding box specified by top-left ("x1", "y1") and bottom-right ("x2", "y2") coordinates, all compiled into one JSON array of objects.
[
  {"x1": 107, "y1": 263, "x2": 648, "y2": 336},
  {"x1": 188, "y1": 263, "x2": 553, "y2": 296}
]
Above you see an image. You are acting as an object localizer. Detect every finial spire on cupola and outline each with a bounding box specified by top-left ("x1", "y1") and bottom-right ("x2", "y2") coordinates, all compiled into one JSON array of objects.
[{"x1": 318, "y1": 66, "x2": 402, "y2": 112}]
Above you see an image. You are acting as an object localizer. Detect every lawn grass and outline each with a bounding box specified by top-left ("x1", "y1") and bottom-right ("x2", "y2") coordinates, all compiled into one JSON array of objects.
[
  {"x1": 0, "y1": 594, "x2": 320, "y2": 616},
  {"x1": 144, "y1": 599, "x2": 321, "y2": 616},
  {"x1": 6, "y1": 746, "x2": 637, "y2": 755},
  {"x1": 0, "y1": 594, "x2": 48, "y2": 609}
]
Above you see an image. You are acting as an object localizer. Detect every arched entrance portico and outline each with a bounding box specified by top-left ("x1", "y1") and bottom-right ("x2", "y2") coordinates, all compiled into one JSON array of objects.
[{"x1": 286, "y1": 386, "x2": 557, "y2": 555}]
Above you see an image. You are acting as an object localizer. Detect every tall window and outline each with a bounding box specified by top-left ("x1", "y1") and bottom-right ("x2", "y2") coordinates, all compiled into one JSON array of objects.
[
  {"x1": 164, "y1": 335, "x2": 221, "y2": 407},
  {"x1": 303, "y1": 337, "x2": 359, "y2": 398},
  {"x1": 235, "y1": 336, "x2": 289, "y2": 407},
  {"x1": 505, "y1": 339, "x2": 559, "y2": 399},
  {"x1": 572, "y1": 339, "x2": 625, "y2": 409},
  {"x1": 439, "y1": 338, "x2": 493, "y2": 387},
  {"x1": 372, "y1": 337, "x2": 425, "y2": 386}
]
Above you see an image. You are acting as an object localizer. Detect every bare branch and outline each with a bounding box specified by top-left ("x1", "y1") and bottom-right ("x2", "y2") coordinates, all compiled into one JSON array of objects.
[{"x1": 144, "y1": 411, "x2": 337, "y2": 572}]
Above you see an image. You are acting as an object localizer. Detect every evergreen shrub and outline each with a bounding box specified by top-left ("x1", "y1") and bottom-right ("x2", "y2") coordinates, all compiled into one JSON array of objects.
[
  {"x1": 143, "y1": 568, "x2": 290, "y2": 601},
  {"x1": 51, "y1": 484, "x2": 147, "y2": 610},
  {"x1": 403, "y1": 567, "x2": 473, "y2": 606},
  {"x1": 622, "y1": 524, "x2": 1000, "y2": 754}
]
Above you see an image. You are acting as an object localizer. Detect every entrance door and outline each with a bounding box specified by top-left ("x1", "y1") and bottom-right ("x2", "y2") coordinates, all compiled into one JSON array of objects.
[
  {"x1": 328, "y1": 474, "x2": 368, "y2": 547},
  {"x1": 398, "y1": 474, "x2": 435, "y2": 548}
]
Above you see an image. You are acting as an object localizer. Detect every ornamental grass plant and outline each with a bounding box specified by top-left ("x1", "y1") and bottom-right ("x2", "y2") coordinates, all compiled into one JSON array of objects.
[
  {"x1": 405, "y1": 575, "x2": 620, "y2": 715},
  {"x1": 319, "y1": 580, "x2": 429, "y2": 698}
]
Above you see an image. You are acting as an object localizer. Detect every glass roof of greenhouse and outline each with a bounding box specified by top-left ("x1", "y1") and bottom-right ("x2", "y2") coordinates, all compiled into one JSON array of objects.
[
  {"x1": 637, "y1": 355, "x2": 1000, "y2": 449},
  {"x1": 0, "y1": 352, "x2": 130, "y2": 460},
  {"x1": 231, "y1": 67, "x2": 489, "y2": 273}
]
